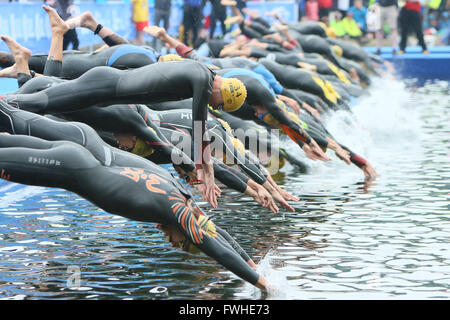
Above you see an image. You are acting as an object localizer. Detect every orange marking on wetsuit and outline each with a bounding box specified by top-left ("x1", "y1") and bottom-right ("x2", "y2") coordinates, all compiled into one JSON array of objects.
[
  {"x1": 145, "y1": 174, "x2": 168, "y2": 194},
  {"x1": 191, "y1": 215, "x2": 200, "y2": 244},
  {"x1": 280, "y1": 124, "x2": 308, "y2": 145},
  {"x1": 1, "y1": 169, "x2": 10, "y2": 181},
  {"x1": 120, "y1": 167, "x2": 143, "y2": 182},
  {"x1": 172, "y1": 203, "x2": 183, "y2": 215},
  {"x1": 180, "y1": 207, "x2": 189, "y2": 230}
]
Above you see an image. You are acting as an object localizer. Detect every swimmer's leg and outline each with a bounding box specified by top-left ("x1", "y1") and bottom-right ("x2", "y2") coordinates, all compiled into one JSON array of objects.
[
  {"x1": 66, "y1": 11, "x2": 128, "y2": 47},
  {"x1": 3, "y1": 66, "x2": 122, "y2": 114},
  {"x1": 0, "y1": 134, "x2": 98, "y2": 190},
  {"x1": 0, "y1": 36, "x2": 32, "y2": 87},
  {"x1": 42, "y1": 5, "x2": 69, "y2": 77}
]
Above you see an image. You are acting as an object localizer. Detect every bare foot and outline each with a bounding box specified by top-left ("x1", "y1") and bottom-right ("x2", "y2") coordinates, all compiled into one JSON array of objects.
[
  {"x1": 66, "y1": 11, "x2": 96, "y2": 30},
  {"x1": 0, "y1": 64, "x2": 18, "y2": 78},
  {"x1": 42, "y1": 5, "x2": 69, "y2": 35},
  {"x1": 1, "y1": 35, "x2": 31, "y2": 63}
]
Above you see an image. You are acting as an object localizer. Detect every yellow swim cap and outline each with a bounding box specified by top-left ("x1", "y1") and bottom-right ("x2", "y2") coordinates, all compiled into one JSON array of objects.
[
  {"x1": 220, "y1": 78, "x2": 247, "y2": 112},
  {"x1": 318, "y1": 22, "x2": 327, "y2": 31},
  {"x1": 326, "y1": 28, "x2": 338, "y2": 38},
  {"x1": 184, "y1": 215, "x2": 217, "y2": 254},
  {"x1": 131, "y1": 133, "x2": 156, "y2": 158},
  {"x1": 217, "y1": 118, "x2": 232, "y2": 134},
  {"x1": 159, "y1": 54, "x2": 183, "y2": 62},
  {"x1": 331, "y1": 45, "x2": 343, "y2": 57}
]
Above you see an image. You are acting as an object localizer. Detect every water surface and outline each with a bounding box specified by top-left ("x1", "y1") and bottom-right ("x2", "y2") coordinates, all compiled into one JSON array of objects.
[{"x1": 0, "y1": 78, "x2": 449, "y2": 300}]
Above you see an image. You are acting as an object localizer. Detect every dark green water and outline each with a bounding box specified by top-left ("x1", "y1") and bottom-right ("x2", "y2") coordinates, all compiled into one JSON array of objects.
[{"x1": 0, "y1": 78, "x2": 449, "y2": 299}]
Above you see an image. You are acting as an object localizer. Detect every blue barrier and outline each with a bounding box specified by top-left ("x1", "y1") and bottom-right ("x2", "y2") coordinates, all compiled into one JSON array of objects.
[{"x1": 0, "y1": 1, "x2": 298, "y2": 53}]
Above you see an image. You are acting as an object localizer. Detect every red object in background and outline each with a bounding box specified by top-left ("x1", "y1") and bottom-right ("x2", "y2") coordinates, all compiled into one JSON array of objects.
[
  {"x1": 318, "y1": 0, "x2": 332, "y2": 9},
  {"x1": 204, "y1": 15, "x2": 210, "y2": 29}
]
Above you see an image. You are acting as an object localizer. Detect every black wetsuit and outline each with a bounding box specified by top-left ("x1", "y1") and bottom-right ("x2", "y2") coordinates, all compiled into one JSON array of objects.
[
  {"x1": 2, "y1": 44, "x2": 159, "y2": 80},
  {"x1": 0, "y1": 104, "x2": 260, "y2": 286},
  {"x1": 2, "y1": 60, "x2": 216, "y2": 164},
  {"x1": 215, "y1": 68, "x2": 316, "y2": 149},
  {"x1": 258, "y1": 58, "x2": 340, "y2": 108},
  {"x1": 326, "y1": 38, "x2": 377, "y2": 74},
  {"x1": 174, "y1": 44, "x2": 305, "y2": 105},
  {"x1": 287, "y1": 21, "x2": 328, "y2": 38}
]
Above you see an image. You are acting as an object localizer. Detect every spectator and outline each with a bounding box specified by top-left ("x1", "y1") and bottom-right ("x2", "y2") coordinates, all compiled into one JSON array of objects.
[
  {"x1": 209, "y1": 0, "x2": 227, "y2": 39},
  {"x1": 131, "y1": 0, "x2": 149, "y2": 45},
  {"x1": 398, "y1": 0, "x2": 429, "y2": 54},
  {"x1": 52, "y1": 0, "x2": 79, "y2": 50},
  {"x1": 318, "y1": 0, "x2": 333, "y2": 23},
  {"x1": 348, "y1": 0, "x2": 368, "y2": 33},
  {"x1": 153, "y1": 0, "x2": 172, "y2": 49},
  {"x1": 305, "y1": 0, "x2": 319, "y2": 21},
  {"x1": 329, "y1": 10, "x2": 363, "y2": 39},
  {"x1": 183, "y1": 0, "x2": 203, "y2": 46},
  {"x1": 375, "y1": 0, "x2": 398, "y2": 55},
  {"x1": 337, "y1": 0, "x2": 351, "y2": 17},
  {"x1": 366, "y1": 2, "x2": 381, "y2": 39}
]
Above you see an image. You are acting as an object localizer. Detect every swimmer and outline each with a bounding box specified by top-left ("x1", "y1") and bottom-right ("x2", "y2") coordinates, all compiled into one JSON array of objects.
[
  {"x1": 0, "y1": 131, "x2": 267, "y2": 291},
  {"x1": 0, "y1": 58, "x2": 251, "y2": 208}
]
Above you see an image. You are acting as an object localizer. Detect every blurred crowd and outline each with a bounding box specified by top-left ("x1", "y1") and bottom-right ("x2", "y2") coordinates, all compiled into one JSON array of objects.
[
  {"x1": 300, "y1": 0, "x2": 450, "y2": 51},
  {"x1": 5, "y1": 0, "x2": 448, "y2": 51}
]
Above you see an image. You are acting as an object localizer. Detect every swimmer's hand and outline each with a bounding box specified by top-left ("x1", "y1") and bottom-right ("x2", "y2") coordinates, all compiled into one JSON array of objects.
[
  {"x1": 362, "y1": 162, "x2": 378, "y2": 180},
  {"x1": 144, "y1": 26, "x2": 169, "y2": 42},
  {"x1": 302, "y1": 141, "x2": 331, "y2": 162},
  {"x1": 256, "y1": 185, "x2": 279, "y2": 213},
  {"x1": 263, "y1": 181, "x2": 295, "y2": 212},
  {"x1": 277, "y1": 95, "x2": 301, "y2": 114},
  {"x1": 277, "y1": 187, "x2": 299, "y2": 202},
  {"x1": 326, "y1": 139, "x2": 351, "y2": 165},
  {"x1": 197, "y1": 164, "x2": 221, "y2": 208}
]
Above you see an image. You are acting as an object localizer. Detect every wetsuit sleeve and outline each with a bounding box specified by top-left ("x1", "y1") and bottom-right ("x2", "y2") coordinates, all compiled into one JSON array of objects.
[
  {"x1": 17, "y1": 73, "x2": 33, "y2": 88},
  {"x1": 247, "y1": 21, "x2": 273, "y2": 36},
  {"x1": 165, "y1": 197, "x2": 260, "y2": 285},
  {"x1": 191, "y1": 67, "x2": 214, "y2": 165},
  {"x1": 175, "y1": 43, "x2": 199, "y2": 60},
  {"x1": 340, "y1": 145, "x2": 368, "y2": 168},
  {"x1": 215, "y1": 226, "x2": 251, "y2": 262},
  {"x1": 211, "y1": 127, "x2": 267, "y2": 185},
  {"x1": 193, "y1": 232, "x2": 260, "y2": 285},
  {"x1": 239, "y1": 23, "x2": 263, "y2": 39},
  {"x1": 305, "y1": 126, "x2": 329, "y2": 149},
  {"x1": 142, "y1": 119, "x2": 196, "y2": 173},
  {"x1": 212, "y1": 160, "x2": 248, "y2": 193},
  {"x1": 281, "y1": 88, "x2": 305, "y2": 106}
]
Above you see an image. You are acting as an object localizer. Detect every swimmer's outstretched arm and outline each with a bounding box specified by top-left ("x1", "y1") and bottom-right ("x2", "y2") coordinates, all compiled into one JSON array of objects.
[
  {"x1": 158, "y1": 200, "x2": 266, "y2": 290},
  {"x1": 66, "y1": 11, "x2": 128, "y2": 47},
  {"x1": 339, "y1": 144, "x2": 378, "y2": 179}
]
